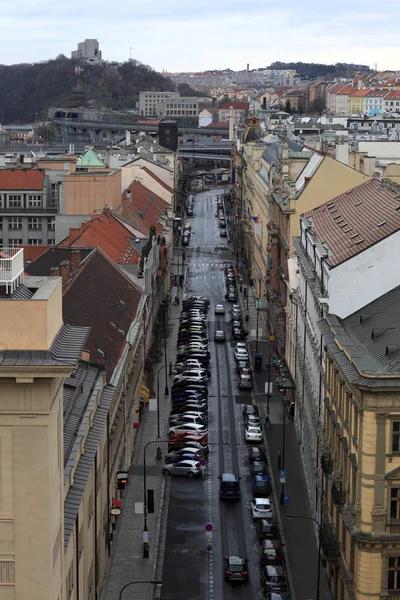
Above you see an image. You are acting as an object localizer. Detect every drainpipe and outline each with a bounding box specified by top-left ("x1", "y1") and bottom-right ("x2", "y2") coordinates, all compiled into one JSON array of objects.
[
  {"x1": 94, "y1": 454, "x2": 98, "y2": 600},
  {"x1": 75, "y1": 516, "x2": 80, "y2": 600}
]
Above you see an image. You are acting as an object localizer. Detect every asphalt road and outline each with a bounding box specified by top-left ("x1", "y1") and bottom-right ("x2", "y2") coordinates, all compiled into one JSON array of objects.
[{"x1": 160, "y1": 189, "x2": 265, "y2": 600}]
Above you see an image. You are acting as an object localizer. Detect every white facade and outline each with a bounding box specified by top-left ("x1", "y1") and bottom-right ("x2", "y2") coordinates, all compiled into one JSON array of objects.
[
  {"x1": 139, "y1": 91, "x2": 179, "y2": 117},
  {"x1": 335, "y1": 94, "x2": 349, "y2": 114},
  {"x1": 384, "y1": 95, "x2": 400, "y2": 114},
  {"x1": 364, "y1": 93, "x2": 387, "y2": 113},
  {"x1": 71, "y1": 39, "x2": 102, "y2": 63}
]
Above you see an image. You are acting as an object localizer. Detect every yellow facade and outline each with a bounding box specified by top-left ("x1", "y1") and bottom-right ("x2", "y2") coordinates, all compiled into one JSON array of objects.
[
  {"x1": 349, "y1": 95, "x2": 366, "y2": 114},
  {"x1": 323, "y1": 349, "x2": 400, "y2": 600}
]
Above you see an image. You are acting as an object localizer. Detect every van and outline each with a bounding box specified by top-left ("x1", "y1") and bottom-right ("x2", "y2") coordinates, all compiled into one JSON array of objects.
[{"x1": 219, "y1": 473, "x2": 241, "y2": 500}]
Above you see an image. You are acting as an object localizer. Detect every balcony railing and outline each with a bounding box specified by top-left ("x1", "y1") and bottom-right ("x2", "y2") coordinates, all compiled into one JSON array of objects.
[
  {"x1": 331, "y1": 481, "x2": 346, "y2": 506},
  {"x1": 321, "y1": 453, "x2": 334, "y2": 475},
  {"x1": 0, "y1": 247, "x2": 24, "y2": 293},
  {"x1": 321, "y1": 522, "x2": 340, "y2": 558}
]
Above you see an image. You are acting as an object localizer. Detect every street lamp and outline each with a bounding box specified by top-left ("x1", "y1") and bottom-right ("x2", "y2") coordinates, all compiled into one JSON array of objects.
[
  {"x1": 143, "y1": 439, "x2": 170, "y2": 558},
  {"x1": 286, "y1": 514, "x2": 321, "y2": 600},
  {"x1": 119, "y1": 580, "x2": 162, "y2": 600}
]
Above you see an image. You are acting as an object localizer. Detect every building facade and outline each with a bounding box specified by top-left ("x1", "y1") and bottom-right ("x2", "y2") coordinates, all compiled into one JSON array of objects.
[
  {"x1": 0, "y1": 169, "x2": 57, "y2": 247},
  {"x1": 71, "y1": 39, "x2": 102, "y2": 63},
  {"x1": 320, "y1": 287, "x2": 400, "y2": 600},
  {"x1": 139, "y1": 91, "x2": 179, "y2": 117},
  {"x1": 219, "y1": 101, "x2": 249, "y2": 125}
]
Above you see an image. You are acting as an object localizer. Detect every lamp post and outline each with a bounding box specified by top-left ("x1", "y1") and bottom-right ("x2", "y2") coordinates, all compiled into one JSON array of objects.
[
  {"x1": 143, "y1": 439, "x2": 169, "y2": 558},
  {"x1": 286, "y1": 514, "x2": 321, "y2": 600},
  {"x1": 119, "y1": 580, "x2": 162, "y2": 600}
]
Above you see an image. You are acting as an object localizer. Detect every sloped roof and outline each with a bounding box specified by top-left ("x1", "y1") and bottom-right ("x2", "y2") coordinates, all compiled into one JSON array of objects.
[
  {"x1": 219, "y1": 101, "x2": 249, "y2": 110},
  {"x1": 303, "y1": 179, "x2": 400, "y2": 267},
  {"x1": 20, "y1": 245, "x2": 50, "y2": 267},
  {"x1": 60, "y1": 210, "x2": 141, "y2": 265},
  {"x1": 121, "y1": 180, "x2": 169, "y2": 236},
  {"x1": 62, "y1": 250, "x2": 141, "y2": 380},
  {"x1": 336, "y1": 87, "x2": 356, "y2": 96},
  {"x1": 25, "y1": 247, "x2": 94, "y2": 276},
  {"x1": 385, "y1": 90, "x2": 400, "y2": 100},
  {"x1": 349, "y1": 89, "x2": 370, "y2": 98},
  {"x1": 141, "y1": 166, "x2": 174, "y2": 194},
  {"x1": 77, "y1": 148, "x2": 106, "y2": 168},
  {"x1": 0, "y1": 169, "x2": 45, "y2": 191}
]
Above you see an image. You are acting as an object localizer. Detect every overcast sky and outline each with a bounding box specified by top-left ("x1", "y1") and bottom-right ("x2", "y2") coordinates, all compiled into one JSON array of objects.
[{"x1": 1, "y1": 0, "x2": 399, "y2": 72}]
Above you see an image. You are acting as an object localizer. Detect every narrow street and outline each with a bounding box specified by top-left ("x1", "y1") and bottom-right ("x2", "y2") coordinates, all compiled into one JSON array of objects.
[{"x1": 160, "y1": 189, "x2": 262, "y2": 600}]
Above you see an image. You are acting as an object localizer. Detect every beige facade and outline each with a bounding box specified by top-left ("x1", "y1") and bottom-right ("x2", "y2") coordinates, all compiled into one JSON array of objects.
[
  {"x1": 322, "y1": 317, "x2": 400, "y2": 600},
  {"x1": 65, "y1": 169, "x2": 121, "y2": 214},
  {"x1": 121, "y1": 161, "x2": 174, "y2": 205}
]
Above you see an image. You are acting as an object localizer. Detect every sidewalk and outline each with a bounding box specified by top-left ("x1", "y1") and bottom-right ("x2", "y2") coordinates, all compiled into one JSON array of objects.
[
  {"x1": 238, "y1": 283, "x2": 332, "y2": 600},
  {"x1": 100, "y1": 261, "x2": 185, "y2": 600}
]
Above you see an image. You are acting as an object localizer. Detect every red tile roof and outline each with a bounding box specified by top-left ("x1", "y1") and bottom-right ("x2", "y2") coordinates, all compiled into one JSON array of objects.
[
  {"x1": 384, "y1": 90, "x2": 400, "y2": 99},
  {"x1": 121, "y1": 180, "x2": 170, "y2": 236},
  {"x1": 336, "y1": 87, "x2": 356, "y2": 96},
  {"x1": 0, "y1": 169, "x2": 45, "y2": 190},
  {"x1": 141, "y1": 167, "x2": 174, "y2": 194},
  {"x1": 62, "y1": 250, "x2": 141, "y2": 380},
  {"x1": 365, "y1": 89, "x2": 390, "y2": 97},
  {"x1": 20, "y1": 245, "x2": 50, "y2": 267},
  {"x1": 303, "y1": 179, "x2": 400, "y2": 267},
  {"x1": 349, "y1": 89, "x2": 370, "y2": 97},
  {"x1": 60, "y1": 209, "x2": 140, "y2": 265},
  {"x1": 219, "y1": 101, "x2": 249, "y2": 110}
]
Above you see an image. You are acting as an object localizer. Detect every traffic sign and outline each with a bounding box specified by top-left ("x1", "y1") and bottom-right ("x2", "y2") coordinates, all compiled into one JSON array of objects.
[
  {"x1": 280, "y1": 470, "x2": 286, "y2": 484},
  {"x1": 199, "y1": 458, "x2": 207, "y2": 466},
  {"x1": 204, "y1": 523, "x2": 213, "y2": 532},
  {"x1": 283, "y1": 495, "x2": 290, "y2": 505}
]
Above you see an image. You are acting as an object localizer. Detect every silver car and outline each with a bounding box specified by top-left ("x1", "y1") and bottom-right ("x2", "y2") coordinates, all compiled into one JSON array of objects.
[{"x1": 163, "y1": 459, "x2": 201, "y2": 478}]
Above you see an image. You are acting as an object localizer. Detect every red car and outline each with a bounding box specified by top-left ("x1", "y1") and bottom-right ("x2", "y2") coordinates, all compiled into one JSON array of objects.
[
  {"x1": 168, "y1": 432, "x2": 208, "y2": 447},
  {"x1": 239, "y1": 366, "x2": 253, "y2": 380}
]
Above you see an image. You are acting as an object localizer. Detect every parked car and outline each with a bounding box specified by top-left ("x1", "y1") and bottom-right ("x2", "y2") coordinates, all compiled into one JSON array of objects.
[
  {"x1": 167, "y1": 433, "x2": 208, "y2": 446},
  {"x1": 259, "y1": 540, "x2": 283, "y2": 566},
  {"x1": 245, "y1": 426, "x2": 263, "y2": 443},
  {"x1": 227, "y1": 292, "x2": 237, "y2": 302},
  {"x1": 250, "y1": 498, "x2": 273, "y2": 519},
  {"x1": 243, "y1": 404, "x2": 259, "y2": 419},
  {"x1": 248, "y1": 446, "x2": 264, "y2": 462},
  {"x1": 215, "y1": 304, "x2": 225, "y2": 315},
  {"x1": 250, "y1": 461, "x2": 268, "y2": 477},
  {"x1": 173, "y1": 371, "x2": 208, "y2": 384},
  {"x1": 246, "y1": 414, "x2": 261, "y2": 427},
  {"x1": 260, "y1": 566, "x2": 287, "y2": 594},
  {"x1": 166, "y1": 446, "x2": 205, "y2": 460},
  {"x1": 220, "y1": 230, "x2": 228, "y2": 237},
  {"x1": 252, "y1": 475, "x2": 272, "y2": 496},
  {"x1": 165, "y1": 453, "x2": 198, "y2": 464},
  {"x1": 169, "y1": 414, "x2": 208, "y2": 428},
  {"x1": 232, "y1": 327, "x2": 248, "y2": 339},
  {"x1": 162, "y1": 459, "x2": 201, "y2": 477},
  {"x1": 239, "y1": 374, "x2": 253, "y2": 389},
  {"x1": 234, "y1": 347, "x2": 249, "y2": 361},
  {"x1": 255, "y1": 519, "x2": 279, "y2": 541},
  {"x1": 168, "y1": 441, "x2": 209, "y2": 456},
  {"x1": 219, "y1": 473, "x2": 241, "y2": 500},
  {"x1": 168, "y1": 423, "x2": 208, "y2": 436},
  {"x1": 223, "y1": 556, "x2": 249, "y2": 582}
]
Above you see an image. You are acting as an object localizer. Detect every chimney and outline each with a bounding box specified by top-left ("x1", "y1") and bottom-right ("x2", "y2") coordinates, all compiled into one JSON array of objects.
[
  {"x1": 103, "y1": 205, "x2": 112, "y2": 215},
  {"x1": 70, "y1": 249, "x2": 81, "y2": 272},
  {"x1": 59, "y1": 260, "x2": 71, "y2": 285},
  {"x1": 49, "y1": 266, "x2": 59, "y2": 277}
]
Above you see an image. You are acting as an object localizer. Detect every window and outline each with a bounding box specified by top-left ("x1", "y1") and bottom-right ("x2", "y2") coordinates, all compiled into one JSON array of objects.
[
  {"x1": 0, "y1": 194, "x2": 3, "y2": 208},
  {"x1": 28, "y1": 239, "x2": 42, "y2": 246},
  {"x1": 27, "y1": 194, "x2": 42, "y2": 208},
  {"x1": 51, "y1": 183, "x2": 59, "y2": 205},
  {"x1": 49, "y1": 238, "x2": 55, "y2": 245},
  {"x1": 48, "y1": 217, "x2": 55, "y2": 230},
  {"x1": 392, "y1": 422, "x2": 400, "y2": 452},
  {"x1": 391, "y1": 488, "x2": 400, "y2": 520},
  {"x1": 9, "y1": 217, "x2": 22, "y2": 230},
  {"x1": 388, "y1": 557, "x2": 400, "y2": 591},
  {"x1": 9, "y1": 239, "x2": 22, "y2": 247},
  {"x1": 28, "y1": 217, "x2": 41, "y2": 230},
  {"x1": 0, "y1": 218, "x2": 2, "y2": 229},
  {"x1": 8, "y1": 194, "x2": 22, "y2": 208}
]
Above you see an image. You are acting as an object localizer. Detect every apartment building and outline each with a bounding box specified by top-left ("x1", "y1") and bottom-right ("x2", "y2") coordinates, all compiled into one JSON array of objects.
[
  {"x1": 139, "y1": 91, "x2": 179, "y2": 117},
  {"x1": 335, "y1": 87, "x2": 355, "y2": 114},
  {"x1": 219, "y1": 101, "x2": 249, "y2": 125},
  {"x1": 364, "y1": 89, "x2": 389, "y2": 115},
  {"x1": 384, "y1": 90, "x2": 400, "y2": 114},
  {"x1": 71, "y1": 39, "x2": 102, "y2": 63},
  {"x1": 294, "y1": 178, "x2": 400, "y2": 519},
  {"x1": 348, "y1": 89, "x2": 370, "y2": 115},
  {"x1": 0, "y1": 169, "x2": 57, "y2": 247},
  {"x1": 320, "y1": 288, "x2": 400, "y2": 600}
]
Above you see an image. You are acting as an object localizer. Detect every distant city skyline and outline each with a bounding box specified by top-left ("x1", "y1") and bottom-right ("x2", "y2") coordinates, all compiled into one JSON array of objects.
[{"x1": 1, "y1": 0, "x2": 399, "y2": 72}]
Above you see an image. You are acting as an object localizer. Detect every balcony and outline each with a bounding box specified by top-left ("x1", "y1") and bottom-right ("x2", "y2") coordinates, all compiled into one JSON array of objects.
[
  {"x1": 321, "y1": 453, "x2": 333, "y2": 475},
  {"x1": 0, "y1": 247, "x2": 24, "y2": 294},
  {"x1": 331, "y1": 481, "x2": 346, "y2": 506},
  {"x1": 321, "y1": 523, "x2": 340, "y2": 558}
]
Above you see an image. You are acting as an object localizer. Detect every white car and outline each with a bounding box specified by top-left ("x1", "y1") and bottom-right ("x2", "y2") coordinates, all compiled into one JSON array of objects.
[
  {"x1": 250, "y1": 498, "x2": 273, "y2": 519},
  {"x1": 234, "y1": 347, "x2": 249, "y2": 361},
  {"x1": 169, "y1": 414, "x2": 207, "y2": 427},
  {"x1": 215, "y1": 304, "x2": 225, "y2": 315},
  {"x1": 163, "y1": 459, "x2": 201, "y2": 478},
  {"x1": 168, "y1": 423, "x2": 208, "y2": 436},
  {"x1": 245, "y1": 426, "x2": 263, "y2": 443},
  {"x1": 174, "y1": 360, "x2": 203, "y2": 373},
  {"x1": 173, "y1": 371, "x2": 208, "y2": 384},
  {"x1": 235, "y1": 342, "x2": 247, "y2": 351}
]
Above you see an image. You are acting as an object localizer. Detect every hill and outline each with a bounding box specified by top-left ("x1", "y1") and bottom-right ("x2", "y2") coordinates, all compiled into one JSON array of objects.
[
  {"x1": 268, "y1": 61, "x2": 372, "y2": 79},
  {"x1": 0, "y1": 55, "x2": 176, "y2": 124}
]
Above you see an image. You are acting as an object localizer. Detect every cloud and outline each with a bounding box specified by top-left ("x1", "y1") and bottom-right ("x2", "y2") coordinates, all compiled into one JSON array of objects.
[{"x1": 0, "y1": 0, "x2": 399, "y2": 71}]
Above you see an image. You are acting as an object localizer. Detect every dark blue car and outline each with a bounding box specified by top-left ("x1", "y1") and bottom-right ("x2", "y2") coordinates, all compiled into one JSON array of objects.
[
  {"x1": 165, "y1": 453, "x2": 197, "y2": 464},
  {"x1": 251, "y1": 475, "x2": 272, "y2": 496}
]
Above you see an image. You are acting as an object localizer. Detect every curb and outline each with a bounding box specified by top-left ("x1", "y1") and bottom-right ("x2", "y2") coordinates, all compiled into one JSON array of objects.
[{"x1": 152, "y1": 476, "x2": 171, "y2": 599}]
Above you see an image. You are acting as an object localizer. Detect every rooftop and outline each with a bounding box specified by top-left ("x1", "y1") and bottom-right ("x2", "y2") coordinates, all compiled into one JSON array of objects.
[
  {"x1": 60, "y1": 208, "x2": 141, "y2": 265},
  {"x1": 303, "y1": 178, "x2": 400, "y2": 267},
  {"x1": 76, "y1": 148, "x2": 106, "y2": 168},
  {"x1": 25, "y1": 247, "x2": 93, "y2": 276},
  {"x1": 0, "y1": 169, "x2": 45, "y2": 190},
  {"x1": 219, "y1": 101, "x2": 249, "y2": 110},
  {"x1": 319, "y1": 284, "x2": 400, "y2": 387},
  {"x1": 142, "y1": 166, "x2": 174, "y2": 194},
  {"x1": 121, "y1": 180, "x2": 170, "y2": 236}
]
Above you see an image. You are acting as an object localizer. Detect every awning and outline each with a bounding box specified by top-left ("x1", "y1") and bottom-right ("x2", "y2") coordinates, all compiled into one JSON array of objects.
[
  {"x1": 139, "y1": 385, "x2": 150, "y2": 403},
  {"x1": 112, "y1": 499, "x2": 121, "y2": 508}
]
